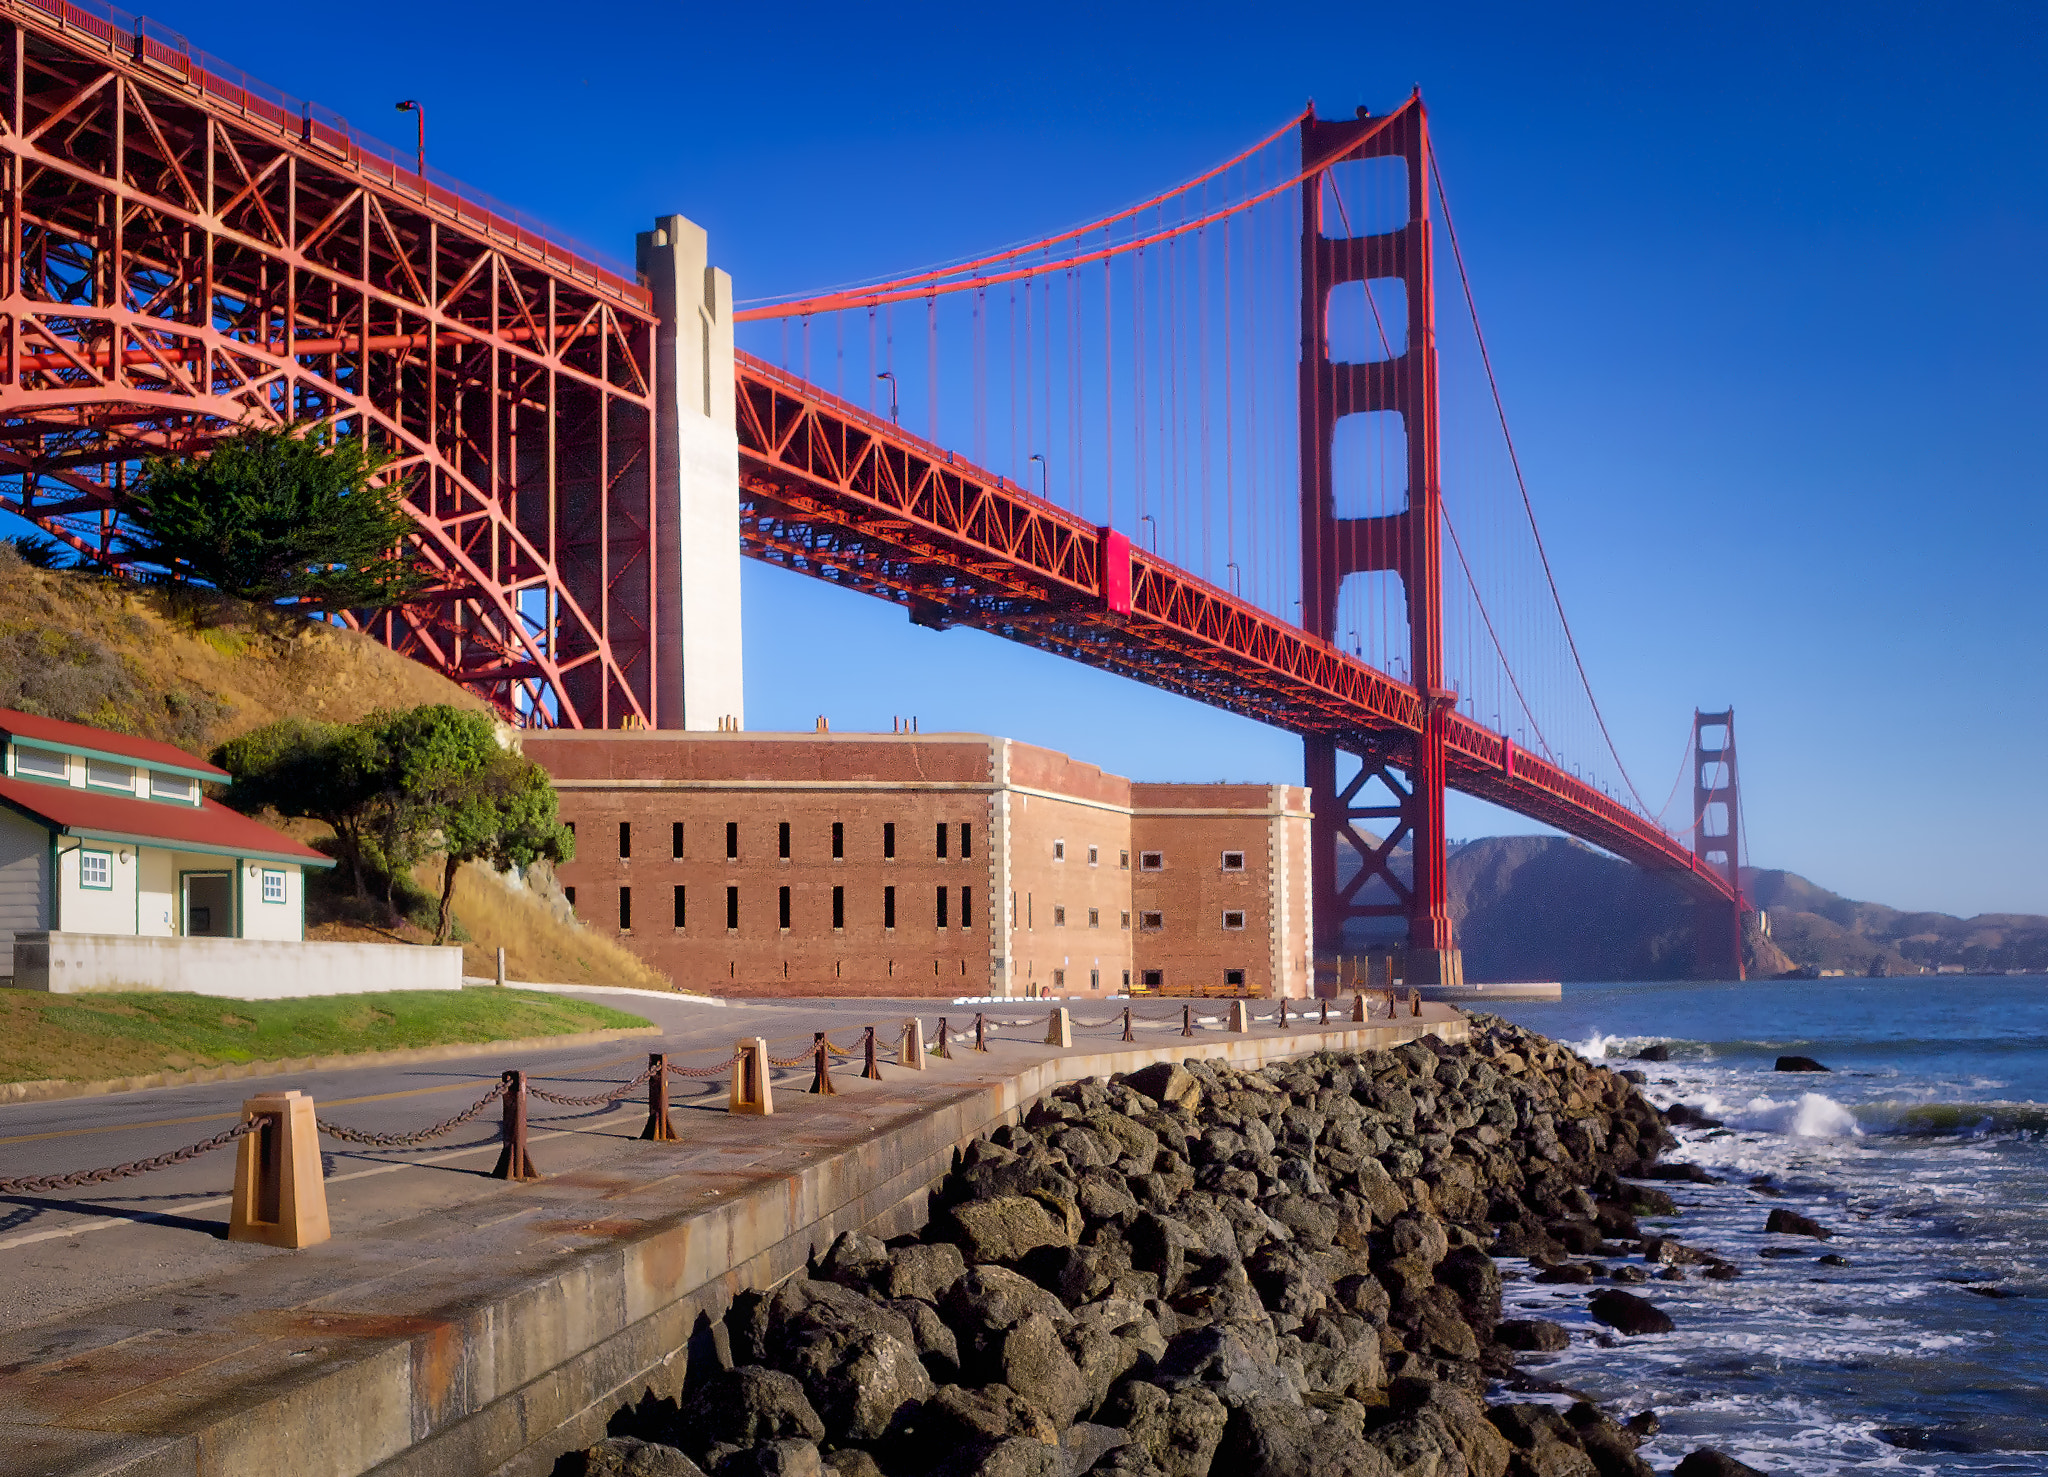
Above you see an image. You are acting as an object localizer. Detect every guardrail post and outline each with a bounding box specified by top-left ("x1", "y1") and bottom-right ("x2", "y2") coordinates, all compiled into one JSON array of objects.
[
  {"x1": 1182, "y1": 1004, "x2": 1195, "y2": 1037},
  {"x1": 731, "y1": 1038, "x2": 773, "y2": 1114},
  {"x1": 862, "y1": 1025, "x2": 884, "y2": 1080},
  {"x1": 810, "y1": 1033, "x2": 837, "y2": 1095},
  {"x1": 641, "y1": 1053, "x2": 678, "y2": 1141},
  {"x1": 1045, "y1": 1007, "x2": 1072, "y2": 1048},
  {"x1": 973, "y1": 1013, "x2": 989, "y2": 1052},
  {"x1": 932, "y1": 1017, "x2": 952, "y2": 1059},
  {"x1": 229, "y1": 1090, "x2": 329, "y2": 1248},
  {"x1": 491, "y1": 1070, "x2": 542, "y2": 1180},
  {"x1": 1228, "y1": 1000, "x2": 1250, "y2": 1034},
  {"x1": 902, "y1": 1019, "x2": 926, "y2": 1070},
  {"x1": 1121, "y1": 1006, "x2": 1134, "y2": 1043}
]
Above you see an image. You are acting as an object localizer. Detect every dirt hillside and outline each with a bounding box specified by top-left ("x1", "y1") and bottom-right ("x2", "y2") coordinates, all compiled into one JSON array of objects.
[{"x1": 0, "y1": 556, "x2": 675, "y2": 992}]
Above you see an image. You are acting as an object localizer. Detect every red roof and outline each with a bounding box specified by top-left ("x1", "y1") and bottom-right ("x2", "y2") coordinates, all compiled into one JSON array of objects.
[
  {"x1": 0, "y1": 707, "x2": 230, "y2": 778},
  {"x1": 0, "y1": 775, "x2": 332, "y2": 865}
]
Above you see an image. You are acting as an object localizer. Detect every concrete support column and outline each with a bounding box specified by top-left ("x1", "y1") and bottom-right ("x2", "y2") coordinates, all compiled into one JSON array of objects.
[{"x1": 638, "y1": 213, "x2": 744, "y2": 731}]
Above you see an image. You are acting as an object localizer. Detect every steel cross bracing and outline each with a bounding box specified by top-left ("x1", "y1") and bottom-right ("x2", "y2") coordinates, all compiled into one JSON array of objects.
[
  {"x1": 733, "y1": 351, "x2": 1738, "y2": 911},
  {"x1": 0, "y1": 0, "x2": 661, "y2": 726}
]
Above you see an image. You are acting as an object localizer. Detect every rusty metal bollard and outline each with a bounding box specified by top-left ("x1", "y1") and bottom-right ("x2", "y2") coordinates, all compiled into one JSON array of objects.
[
  {"x1": 731, "y1": 1038, "x2": 774, "y2": 1114},
  {"x1": 641, "y1": 1053, "x2": 678, "y2": 1141},
  {"x1": 491, "y1": 1070, "x2": 542, "y2": 1181},
  {"x1": 973, "y1": 1013, "x2": 989, "y2": 1052},
  {"x1": 1182, "y1": 1003, "x2": 1195, "y2": 1037},
  {"x1": 1121, "y1": 1006, "x2": 1135, "y2": 1043},
  {"x1": 1383, "y1": 987, "x2": 1397, "y2": 1020},
  {"x1": 1277, "y1": 997, "x2": 1289, "y2": 1029},
  {"x1": 932, "y1": 1017, "x2": 952, "y2": 1059},
  {"x1": 1409, "y1": 988, "x2": 1421, "y2": 1017},
  {"x1": 1320, "y1": 999, "x2": 1330, "y2": 1027},
  {"x1": 810, "y1": 1033, "x2": 838, "y2": 1095},
  {"x1": 229, "y1": 1090, "x2": 329, "y2": 1248},
  {"x1": 862, "y1": 1025, "x2": 883, "y2": 1080}
]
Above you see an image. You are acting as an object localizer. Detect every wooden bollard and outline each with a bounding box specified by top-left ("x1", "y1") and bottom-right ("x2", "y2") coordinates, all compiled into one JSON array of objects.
[
  {"x1": 810, "y1": 1033, "x2": 837, "y2": 1095},
  {"x1": 1384, "y1": 988, "x2": 1397, "y2": 1020},
  {"x1": 1121, "y1": 1006, "x2": 1135, "y2": 1043},
  {"x1": 1228, "y1": 1000, "x2": 1250, "y2": 1034},
  {"x1": 1352, "y1": 992, "x2": 1367, "y2": 1022},
  {"x1": 730, "y1": 1038, "x2": 773, "y2": 1114},
  {"x1": 862, "y1": 1025, "x2": 884, "y2": 1080},
  {"x1": 932, "y1": 1017, "x2": 952, "y2": 1059},
  {"x1": 1409, "y1": 988, "x2": 1421, "y2": 1017},
  {"x1": 1277, "y1": 997, "x2": 1290, "y2": 1028},
  {"x1": 902, "y1": 1019, "x2": 926, "y2": 1071},
  {"x1": 1319, "y1": 999, "x2": 1330, "y2": 1027},
  {"x1": 973, "y1": 1013, "x2": 989, "y2": 1052},
  {"x1": 228, "y1": 1090, "x2": 329, "y2": 1248},
  {"x1": 491, "y1": 1070, "x2": 542, "y2": 1181},
  {"x1": 641, "y1": 1053, "x2": 678, "y2": 1141},
  {"x1": 1182, "y1": 1004, "x2": 1195, "y2": 1037},
  {"x1": 1045, "y1": 1007, "x2": 1072, "y2": 1048}
]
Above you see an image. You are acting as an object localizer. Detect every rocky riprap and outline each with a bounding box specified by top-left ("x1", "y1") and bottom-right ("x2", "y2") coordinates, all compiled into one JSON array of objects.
[{"x1": 571, "y1": 1019, "x2": 1765, "y2": 1477}]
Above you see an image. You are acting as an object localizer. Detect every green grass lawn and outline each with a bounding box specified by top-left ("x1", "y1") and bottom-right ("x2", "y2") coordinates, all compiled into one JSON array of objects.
[{"x1": 0, "y1": 988, "x2": 651, "y2": 1085}]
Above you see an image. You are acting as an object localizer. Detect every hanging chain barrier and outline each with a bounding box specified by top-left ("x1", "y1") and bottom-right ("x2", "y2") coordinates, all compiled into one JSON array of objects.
[
  {"x1": 0, "y1": 1118, "x2": 257, "y2": 1195},
  {"x1": 316, "y1": 1079, "x2": 511, "y2": 1147},
  {"x1": 3, "y1": 997, "x2": 1424, "y2": 1203}
]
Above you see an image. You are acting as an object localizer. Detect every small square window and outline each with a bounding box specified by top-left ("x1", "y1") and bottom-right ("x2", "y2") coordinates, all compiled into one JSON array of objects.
[
  {"x1": 1087, "y1": 845, "x2": 1099, "y2": 866},
  {"x1": 1221, "y1": 850, "x2": 1246, "y2": 872},
  {"x1": 1140, "y1": 910, "x2": 1163, "y2": 931},
  {"x1": 1053, "y1": 968, "x2": 1066, "y2": 990},
  {"x1": 79, "y1": 850, "x2": 111, "y2": 889},
  {"x1": 1222, "y1": 909, "x2": 1247, "y2": 930},
  {"x1": 1087, "y1": 907, "x2": 1100, "y2": 928},
  {"x1": 261, "y1": 870, "x2": 286, "y2": 904},
  {"x1": 1119, "y1": 850, "x2": 1129, "y2": 870},
  {"x1": 1120, "y1": 910, "x2": 1131, "y2": 930},
  {"x1": 1142, "y1": 968, "x2": 1164, "y2": 990},
  {"x1": 1053, "y1": 839, "x2": 1066, "y2": 862},
  {"x1": 1225, "y1": 968, "x2": 1247, "y2": 989},
  {"x1": 1139, "y1": 851, "x2": 1164, "y2": 871},
  {"x1": 1053, "y1": 905, "x2": 1067, "y2": 927}
]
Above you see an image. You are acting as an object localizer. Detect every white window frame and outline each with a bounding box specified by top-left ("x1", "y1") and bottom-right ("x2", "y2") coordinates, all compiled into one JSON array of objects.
[
  {"x1": 1222, "y1": 909, "x2": 1247, "y2": 931},
  {"x1": 85, "y1": 758, "x2": 133, "y2": 792},
  {"x1": 79, "y1": 849, "x2": 112, "y2": 890},
  {"x1": 261, "y1": 869, "x2": 287, "y2": 904},
  {"x1": 1087, "y1": 845, "x2": 1099, "y2": 867},
  {"x1": 14, "y1": 744, "x2": 66, "y2": 781},
  {"x1": 1139, "y1": 851, "x2": 1164, "y2": 872},
  {"x1": 1052, "y1": 839, "x2": 1066, "y2": 862},
  {"x1": 1221, "y1": 850, "x2": 1246, "y2": 872},
  {"x1": 1087, "y1": 907, "x2": 1100, "y2": 928},
  {"x1": 149, "y1": 770, "x2": 197, "y2": 803},
  {"x1": 1140, "y1": 910, "x2": 1164, "y2": 931},
  {"x1": 1053, "y1": 905, "x2": 1067, "y2": 927}
]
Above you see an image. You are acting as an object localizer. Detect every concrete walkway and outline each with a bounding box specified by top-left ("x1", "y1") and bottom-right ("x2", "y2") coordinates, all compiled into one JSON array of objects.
[{"x1": 0, "y1": 992, "x2": 1463, "y2": 1477}]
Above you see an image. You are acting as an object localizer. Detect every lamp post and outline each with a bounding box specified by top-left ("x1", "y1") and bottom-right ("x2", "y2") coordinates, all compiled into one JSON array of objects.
[
  {"x1": 394, "y1": 100, "x2": 425, "y2": 178},
  {"x1": 1139, "y1": 513, "x2": 1157, "y2": 550},
  {"x1": 875, "y1": 370, "x2": 898, "y2": 425},
  {"x1": 1028, "y1": 453, "x2": 1047, "y2": 500},
  {"x1": 1226, "y1": 560, "x2": 1240, "y2": 596}
]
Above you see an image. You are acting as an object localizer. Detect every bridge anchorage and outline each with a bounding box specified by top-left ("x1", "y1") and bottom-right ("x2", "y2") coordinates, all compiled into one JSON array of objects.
[{"x1": 0, "y1": 0, "x2": 1749, "y2": 980}]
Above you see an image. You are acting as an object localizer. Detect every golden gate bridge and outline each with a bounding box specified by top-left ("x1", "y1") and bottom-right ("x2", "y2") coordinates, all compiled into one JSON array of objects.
[{"x1": 0, "y1": 0, "x2": 1749, "y2": 980}]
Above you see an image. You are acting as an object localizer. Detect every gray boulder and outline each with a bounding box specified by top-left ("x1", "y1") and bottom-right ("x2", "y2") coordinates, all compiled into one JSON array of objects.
[
  {"x1": 1216, "y1": 1397, "x2": 1394, "y2": 1477},
  {"x1": 679, "y1": 1367, "x2": 827, "y2": 1453},
  {"x1": 943, "y1": 1194, "x2": 1076, "y2": 1264},
  {"x1": 578, "y1": 1438, "x2": 709, "y2": 1477}
]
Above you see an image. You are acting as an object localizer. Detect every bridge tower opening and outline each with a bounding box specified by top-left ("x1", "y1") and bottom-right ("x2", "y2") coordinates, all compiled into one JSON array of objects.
[
  {"x1": 1692, "y1": 708, "x2": 1747, "y2": 980},
  {"x1": 1298, "y1": 96, "x2": 1461, "y2": 990}
]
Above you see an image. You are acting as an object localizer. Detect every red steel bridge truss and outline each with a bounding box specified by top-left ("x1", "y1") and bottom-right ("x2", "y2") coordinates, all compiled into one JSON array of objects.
[
  {"x1": 0, "y1": 0, "x2": 661, "y2": 728},
  {"x1": 0, "y1": 0, "x2": 1745, "y2": 977}
]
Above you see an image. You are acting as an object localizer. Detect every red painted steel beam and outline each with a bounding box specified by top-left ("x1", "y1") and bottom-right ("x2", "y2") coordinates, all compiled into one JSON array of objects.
[{"x1": 734, "y1": 351, "x2": 1735, "y2": 909}]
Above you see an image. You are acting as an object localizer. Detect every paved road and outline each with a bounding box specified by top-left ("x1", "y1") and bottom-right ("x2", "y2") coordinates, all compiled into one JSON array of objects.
[{"x1": 0, "y1": 990, "x2": 1389, "y2": 1330}]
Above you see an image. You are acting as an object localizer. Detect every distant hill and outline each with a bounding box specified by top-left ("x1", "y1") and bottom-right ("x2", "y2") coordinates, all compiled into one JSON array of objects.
[
  {"x1": 0, "y1": 555, "x2": 671, "y2": 990},
  {"x1": 1340, "y1": 832, "x2": 2045, "y2": 980}
]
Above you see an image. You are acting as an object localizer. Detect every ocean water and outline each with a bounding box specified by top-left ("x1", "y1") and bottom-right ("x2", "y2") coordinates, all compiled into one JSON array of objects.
[{"x1": 1485, "y1": 978, "x2": 2048, "y2": 1475}]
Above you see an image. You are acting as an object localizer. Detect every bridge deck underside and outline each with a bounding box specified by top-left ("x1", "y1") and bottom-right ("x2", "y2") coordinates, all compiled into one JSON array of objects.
[{"x1": 736, "y1": 353, "x2": 1734, "y2": 908}]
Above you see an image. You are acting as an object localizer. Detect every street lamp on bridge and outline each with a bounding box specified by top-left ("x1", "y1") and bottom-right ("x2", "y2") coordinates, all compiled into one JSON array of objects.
[
  {"x1": 394, "y1": 100, "x2": 425, "y2": 178},
  {"x1": 1028, "y1": 453, "x2": 1047, "y2": 501},
  {"x1": 874, "y1": 371, "x2": 898, "y2": 425}
]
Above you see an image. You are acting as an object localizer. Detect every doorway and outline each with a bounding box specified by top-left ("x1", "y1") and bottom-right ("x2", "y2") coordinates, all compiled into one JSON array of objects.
[{"x1": 182, "y1": 872, "x2": 234, "y2": 937}]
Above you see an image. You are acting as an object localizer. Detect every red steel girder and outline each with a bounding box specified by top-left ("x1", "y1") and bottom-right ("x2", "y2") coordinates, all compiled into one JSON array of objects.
[{"x1": 734, "y1": 350, "x2": 1737, "y2": 909}]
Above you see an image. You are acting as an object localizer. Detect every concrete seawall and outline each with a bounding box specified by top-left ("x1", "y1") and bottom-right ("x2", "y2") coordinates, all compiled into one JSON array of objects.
[{"x1": 0, "y1": 1013, "x2": 1465, "y2": 1477}]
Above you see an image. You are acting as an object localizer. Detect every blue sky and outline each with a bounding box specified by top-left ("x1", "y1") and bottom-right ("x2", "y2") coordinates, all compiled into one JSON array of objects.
[{"x1": 16, "y1": 0, "x2": 2045, "y2": 916}]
